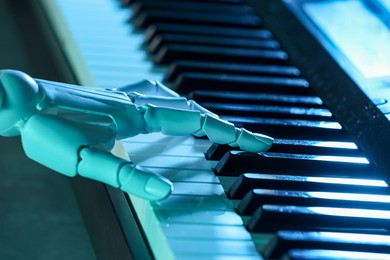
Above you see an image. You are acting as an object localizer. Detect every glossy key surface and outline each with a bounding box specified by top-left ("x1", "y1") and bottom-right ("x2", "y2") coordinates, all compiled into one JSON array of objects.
[
  {"x1": 155, "y1": 45, "x2": 288, "y2": 65},
  {"x1": 285, "y1": 249, "x2": 390, "y2": 260},
  {"x1": 144, "y1": 23, "x2": 273, "y2": 44},
  {"x1": 237, "y1": 189, "x2": 390, "y2": 215},
  {"x1": 165, "y1": 61, "x2": 300, "y2": 82},
  {"x1": 133, "y1": 9, "x2": 262, "y2": 29},
  {"x1": 206, "y1": 139, "x2": 361, "y2": 160},
  {"x1": 264, "y1": 231, "x2": 390, "y2": 258},
  {"x1": 131, "y1": 1, "x2": 254, "y2": 17},
  {"x1": 202, "y1": 103, "x2": 332, "y2": 120},
  {"x1": 190, "y1": 91, "x2": 321, "y2": 108},
  {"x1": 222, "y1": 116, "x2": 345, "y2": 139},
  {"x1": 228, "y1": 173, "x2": 388, "y2": 199},
  {"x1": 214, "y1": 151, "x2": 371, "y2": 176},
  {"x1": 148, "y1": 33, "x2": 279, "y2": 54},
  {"x1": 247, "y1": 205, "x2": 390, "y2": 232}
]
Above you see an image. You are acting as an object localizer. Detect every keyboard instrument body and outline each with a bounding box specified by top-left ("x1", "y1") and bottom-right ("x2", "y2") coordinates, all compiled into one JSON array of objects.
[{"x1": 35, "y1": 0, "x2": 390, "y2": 259}]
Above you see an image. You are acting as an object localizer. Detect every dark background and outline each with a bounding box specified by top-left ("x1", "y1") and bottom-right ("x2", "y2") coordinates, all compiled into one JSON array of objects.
[{"x1": 0, "y1": 1, "x2": 96, "y2": 259}]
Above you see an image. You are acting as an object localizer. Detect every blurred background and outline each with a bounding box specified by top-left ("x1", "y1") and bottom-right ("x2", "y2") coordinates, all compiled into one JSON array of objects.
[{"x1": 0, "y1": 1, "x2": 96, "y2": 259}]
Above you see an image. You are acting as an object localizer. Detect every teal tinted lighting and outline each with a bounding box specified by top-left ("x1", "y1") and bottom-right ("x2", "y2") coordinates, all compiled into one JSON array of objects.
[{"x1": 304, "y1": 0, "x2": 390, "y2": 79}]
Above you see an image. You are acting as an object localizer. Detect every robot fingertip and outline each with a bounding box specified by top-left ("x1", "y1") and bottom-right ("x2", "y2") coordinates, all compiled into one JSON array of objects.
[
  {"x1": 253, "y1": 133, "x2": 274, "y2": 147},
  {"x1": 119, "y1": 164, "x2": 173, "y2": 201},
  {"x1": 145, "y1": 175, "x2": 173, "y2": 201}
]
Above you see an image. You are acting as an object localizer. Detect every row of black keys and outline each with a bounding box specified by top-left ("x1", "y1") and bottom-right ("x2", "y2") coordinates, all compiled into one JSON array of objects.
[{"x1": 125, "y1": 0, "x2": 390, "y2": 259}]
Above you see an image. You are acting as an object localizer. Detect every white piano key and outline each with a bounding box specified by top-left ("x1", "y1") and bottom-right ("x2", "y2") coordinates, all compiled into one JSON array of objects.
[
  {"x1": 124, "y1": 134, "x2": 212, "y2": 158},
  {"x1": 124, "y1": 141, "x2": 209, "y2": 157},
  {"x1": 171, "y1": 182, "x2": 225, "y2": 196},
  {"x1": 130, "y1": 154, "x2": 218, "y2": 169},
  {"x1": 168, "y1": 239, "x2": 259, "y2": 256},
  {"x1": 81, "y1": 51, "x2": 149, "y2": 63},
  {"x1": 155, "y1": 209, "x2": 243, "y2": 225},
  {"x1": 123, "y1": 136, "x2": 215, "y2": 159},
  {"x1": 125, "y1": 132, "x2": 211, "y2": 146},
  {"x1": 146, "y1": 168, "x2": 219, "y2": 183},
  {"x1": 87, "y1": 64, "x2": 164, "y2": 76},
  {"x1": 153, "y1": 194, "x2": 233, "y2": 211},
  {"x1": 95, "y1": 77, "x2": 165, "y2": 88},
  {"x1": 161, "y1": 223, "x2": 252, "y2": 240},
  {"x1": 87, "y1": 61, "x2": 165, "y2": 73}
]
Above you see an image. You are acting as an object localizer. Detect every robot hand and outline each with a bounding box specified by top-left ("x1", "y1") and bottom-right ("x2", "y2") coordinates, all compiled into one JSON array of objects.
[{"x1": 0, "y1": 70, "x2": 273, "y2": 200}]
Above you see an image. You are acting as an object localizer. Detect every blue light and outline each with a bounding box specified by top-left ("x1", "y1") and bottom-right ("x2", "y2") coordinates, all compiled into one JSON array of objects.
[{"x1": 304, "y1": 0, "x2": 390, "y2": 79}]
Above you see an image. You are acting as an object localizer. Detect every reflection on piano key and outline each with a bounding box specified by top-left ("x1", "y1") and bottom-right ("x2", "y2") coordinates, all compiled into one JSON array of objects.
[
  {"x1": 228, "y1": 173, "x2": 388, "y2": 199},
  {"x1": 207, "y1": 139, "x2": 360, "y2": 160},
  {"x1": 247, "y1": 205, "x2": 390, "y2": 232},
  {"x1": 237, "y1": 189, "x2": 390, "y2": 215},
  {"x1": 215, "y1": 151, "x2": 371, "y2": 177},
  {"x1": 285, "y1": 249, "x2": 390, "y2": 260},
  {"x1": 201, "y1": 103, "x2": 333, "y2": 120},
  {"x1": 265, "y1": 231, "x2": 390, "y2": 258},
  {"x1": 221, "y1": 116, "x2": 344, "y2": 140}
]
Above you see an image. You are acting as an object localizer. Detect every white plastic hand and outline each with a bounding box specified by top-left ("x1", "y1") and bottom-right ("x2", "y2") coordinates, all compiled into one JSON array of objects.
[{"x1": 0, "y1": 70, "x2": 273, "y2": 200}]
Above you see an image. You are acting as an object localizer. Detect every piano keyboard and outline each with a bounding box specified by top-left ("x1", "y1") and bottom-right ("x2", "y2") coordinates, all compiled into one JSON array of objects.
[{"x1": 40, "y1": 0, "x2": 390, "y2": 259}]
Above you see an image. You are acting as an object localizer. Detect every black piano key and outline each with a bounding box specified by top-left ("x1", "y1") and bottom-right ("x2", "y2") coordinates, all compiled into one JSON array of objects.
[
  {"x1": 148, "y1": 33, "x2": 280, "y2": 54},
  {"x1": 190, "y1": 91, "x2": 321, "y2": 108},
  {"x1": 221, "y1": 116, "x2": 346, "y2": 140},
  {"x1": 265, "y1": 231, "x2": 390, "y2": 259},
  {"x1": 133, "y1": 9, "x2": 261, "y2": 29},
  {"x1": 206, "y1": 139, "x2": 360, "y2": 160},
  {"x1": 165, "y1": 61, "x2": 300, "y2": 82},
  {"x1": 237, "y1": 189, "x2": 390, "y2": 215},
  {"x1": 154, "y1": 44, "x2": 287, "y2": 64},
  {"x1": 228, "y1": 173, "x2": 388, "y2": 200},
  {"x1": 201, "y1": 103, "x2": 332, "y2": 121},
  {"x1": 155, "y1": 44, "x2": 288, "y2": 65},
  {"x1": 214, "y1": 151, "x2": 372, "y2": 177},
  {"x1": 270, "y1": 139, "x2": 360, "y2": 155},
  {"x1": 173, "y1": 73, "x2": 306, "y2": 95},
  {"x1": 132, "y1": 1, "x2": 254, "y2": 17},
  {"x1": 144, "y1": 23, "x2": 272, "y2": 43},
  {"x1": 247, "y1": 205, "x2": 390, "y2": 232},
  {"x1": 284, "y1": 249, "x2": 390, "y2": 260}
]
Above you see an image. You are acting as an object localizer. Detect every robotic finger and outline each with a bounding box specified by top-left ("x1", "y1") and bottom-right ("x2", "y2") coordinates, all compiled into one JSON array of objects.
[
  {"x1": 141, "y1": 104, "x2": 273, "y2": 152},
  {"x1": 124, "y1": 81, "x2": 274, "y2": 152}
]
